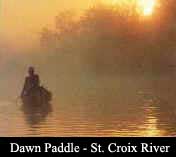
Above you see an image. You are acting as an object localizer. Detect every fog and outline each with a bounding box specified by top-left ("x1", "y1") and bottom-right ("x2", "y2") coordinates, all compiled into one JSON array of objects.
[{"x1": 1, "y1": 1, "x2": 176, "y2": 105}]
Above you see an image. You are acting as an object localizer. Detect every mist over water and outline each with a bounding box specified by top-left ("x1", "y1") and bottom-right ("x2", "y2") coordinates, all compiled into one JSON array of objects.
[{"x1": 0, "y1": 1, "x2": 176, "y2": 136}]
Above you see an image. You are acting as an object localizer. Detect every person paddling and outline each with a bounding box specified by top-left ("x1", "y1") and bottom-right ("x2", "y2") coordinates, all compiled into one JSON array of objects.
[{"x1": 21, "y1": 67, "x2": 40, "y2": 98}]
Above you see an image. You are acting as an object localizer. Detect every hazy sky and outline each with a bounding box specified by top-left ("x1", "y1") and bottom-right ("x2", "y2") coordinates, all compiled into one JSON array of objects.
[{"x1": 0, "y1": 0, "x2": 96, "y2": 48}]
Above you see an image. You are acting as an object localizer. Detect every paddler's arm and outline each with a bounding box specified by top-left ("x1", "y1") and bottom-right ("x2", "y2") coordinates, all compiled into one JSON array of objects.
[
  {"x1": 35, "y1": 75, "x2": 40, "y2": 86},
  {"x1": 21, "y1": 77, "x2": 28, "y2": 97}
]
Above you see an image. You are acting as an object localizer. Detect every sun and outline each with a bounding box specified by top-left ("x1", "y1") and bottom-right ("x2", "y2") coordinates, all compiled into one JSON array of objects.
[
  {"x1": 138, "y1": 0, "x2": 157, "y2": 16},
  {"x1": 103, "y1": 0, "x2": 157, "y2": 16}
]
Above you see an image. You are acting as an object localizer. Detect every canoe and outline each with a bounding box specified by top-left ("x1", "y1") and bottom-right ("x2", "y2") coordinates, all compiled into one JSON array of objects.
[{"x1": 21, "y1": 86, "x2": 52, "y2": 105}]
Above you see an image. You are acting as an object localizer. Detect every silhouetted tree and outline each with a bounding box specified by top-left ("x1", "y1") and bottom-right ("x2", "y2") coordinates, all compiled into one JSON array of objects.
[{"x1": 40, "y1": 1, "x2": 176, "y2": 76}]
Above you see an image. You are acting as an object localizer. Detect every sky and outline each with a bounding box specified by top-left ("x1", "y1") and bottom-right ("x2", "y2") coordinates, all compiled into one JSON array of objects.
[{"x1": 0, "y1": 0, "x2": 96, "y2": 49}]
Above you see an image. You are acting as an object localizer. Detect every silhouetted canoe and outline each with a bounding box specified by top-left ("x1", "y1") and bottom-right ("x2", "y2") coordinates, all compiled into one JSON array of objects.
[{"x1": 21, "y1": 86, "x2": 52, "y2": 105}]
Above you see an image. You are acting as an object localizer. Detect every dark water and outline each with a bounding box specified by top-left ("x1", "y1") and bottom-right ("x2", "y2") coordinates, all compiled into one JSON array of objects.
[{"x1": 0, "y1": 75, "x2": 176, "y2": 136}]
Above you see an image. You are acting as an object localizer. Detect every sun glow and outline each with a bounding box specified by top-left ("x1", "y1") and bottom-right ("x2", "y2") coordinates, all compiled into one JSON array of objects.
[
  {"x1": 104, "y1": 0, "x2": 157, "y2": 16},
  {"x1": 138, "y1": 0, "x2": 157, "y2": 16}
]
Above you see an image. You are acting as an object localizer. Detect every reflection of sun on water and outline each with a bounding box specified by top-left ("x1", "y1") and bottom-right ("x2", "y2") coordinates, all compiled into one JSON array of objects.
[
  {"x1": 139, "y1": 105, "x2": 166, "y2": 136},
  {"x1": 109, "y1": 103, "x2": 167, "y2": 137},
  {"x1": 142, "y1": 115, "x2": 162, "y2": 136}
]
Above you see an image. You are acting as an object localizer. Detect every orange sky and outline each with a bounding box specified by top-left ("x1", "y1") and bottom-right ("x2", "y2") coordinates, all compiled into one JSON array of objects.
[{"x1": 1, "y1": 0, "x2": 96, "y2": 48}]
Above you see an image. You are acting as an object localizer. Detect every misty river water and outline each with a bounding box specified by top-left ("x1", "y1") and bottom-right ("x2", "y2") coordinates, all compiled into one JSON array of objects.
[{"x1": 0, "y1": 75, "x2": 176, "y2": 136}]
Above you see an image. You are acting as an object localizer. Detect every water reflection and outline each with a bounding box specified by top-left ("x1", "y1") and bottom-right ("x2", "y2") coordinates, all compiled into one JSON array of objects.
[
  {"x1": 0, "y1": 97, "x2": 176, "y2": 136},
  {"x1": 136, "y1": 94, "x2": 176, "y2": 136},
  {"x1": 21, "y1": 102, "x2": 52, "y2": 128},
  {"x1": 138, "y1": 103, "x2": 166, "y2": 136},
  {"x1": 0, "y1": 76, "x2": 176, "y2": 136}
]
